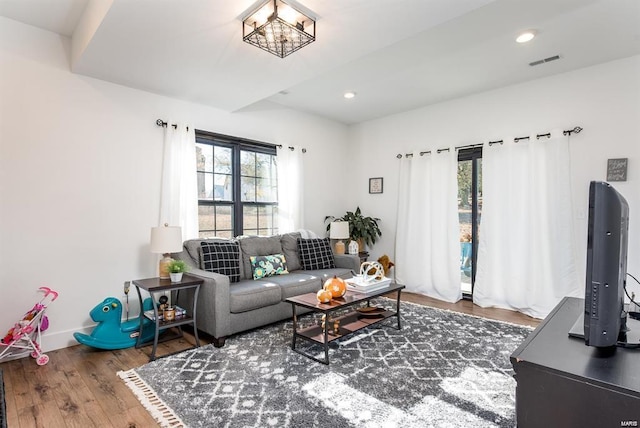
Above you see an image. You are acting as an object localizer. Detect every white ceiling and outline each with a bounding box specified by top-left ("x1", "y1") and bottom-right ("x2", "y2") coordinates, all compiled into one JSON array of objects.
[{"x1": 1, "y1": 0, "x2": 639, "y2": 124}]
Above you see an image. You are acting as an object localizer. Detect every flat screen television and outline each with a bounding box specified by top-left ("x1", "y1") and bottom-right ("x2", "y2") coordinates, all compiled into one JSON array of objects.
[{"x1": 583, "y1": 181, "x2": 629, "y2": 348}]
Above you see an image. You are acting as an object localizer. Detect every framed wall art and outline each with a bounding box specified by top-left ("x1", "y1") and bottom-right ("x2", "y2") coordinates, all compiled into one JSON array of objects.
[
  {"x1": 369, "y1": 177, "x2": 383, "y2": 194},
  {"x1": 606, "y1": 158, "x2": 628, "y2": 182}
]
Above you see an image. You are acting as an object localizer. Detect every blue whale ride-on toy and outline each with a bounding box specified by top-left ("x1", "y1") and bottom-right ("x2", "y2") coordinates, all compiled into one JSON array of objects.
[{"x1": 73, "y1": 297, "x2": 156, "y2": 350}]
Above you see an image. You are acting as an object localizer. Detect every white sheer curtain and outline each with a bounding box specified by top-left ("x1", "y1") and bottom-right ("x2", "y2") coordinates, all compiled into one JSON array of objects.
[
  {"x1": 277, "y1": 145, "x2": 304, "y2": 233},
  {"x1": 473, "y1": 131, "x2": 580, "y2": 319},
  {"x1": 395, "y1": 148, "x2": 461, "y2": 303},
  {"x1": 159, "y1": 121, "x2": 198, "y2": 240}
]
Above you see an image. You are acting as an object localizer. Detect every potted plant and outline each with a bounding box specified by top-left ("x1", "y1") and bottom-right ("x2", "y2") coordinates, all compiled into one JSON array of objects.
[
  {"x1": 325, "y1": 207, "x2": 382, "y2": 252},
  {"x1": 167, "y1": 259, "x2": 188, "y2": 282}
]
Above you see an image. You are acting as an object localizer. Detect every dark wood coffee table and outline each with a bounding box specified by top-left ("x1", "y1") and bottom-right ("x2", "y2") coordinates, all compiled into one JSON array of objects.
[{"x1": 285, "y1": 283, "x2": 405, "y2": 364}]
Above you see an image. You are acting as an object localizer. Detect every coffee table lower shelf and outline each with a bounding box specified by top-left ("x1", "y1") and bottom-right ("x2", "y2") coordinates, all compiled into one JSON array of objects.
[
  {"x1": 287, "y1": 284, "x2": 404, "y2": 365},
  {"x1": 295, "y1": 310, "x2": 396, "y2": 344}
]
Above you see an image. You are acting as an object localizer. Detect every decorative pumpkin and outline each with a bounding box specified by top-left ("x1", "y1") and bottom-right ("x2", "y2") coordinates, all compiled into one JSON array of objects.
[
  {"x1": 316, "y1": 289, "x2": 332, "y2": 303},
  {"x1": 323, "y1": 275, "x2": 347, "y2": 298}
]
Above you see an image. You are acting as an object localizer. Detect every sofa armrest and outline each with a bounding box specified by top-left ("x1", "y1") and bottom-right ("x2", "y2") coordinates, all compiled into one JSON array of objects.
[
  {"x1": 334, "y1": 254, "x2": 360, "y2": 272},
  {"x1": 176, "y1": 267, "x2": 231, "y2": 339}
]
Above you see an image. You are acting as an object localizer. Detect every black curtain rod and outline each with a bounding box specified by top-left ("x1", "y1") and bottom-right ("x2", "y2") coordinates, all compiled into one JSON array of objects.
[
  {"x1": 396, "y1": 126, "x2": 582, "y2": 158},
  {"x1": 277, "y1": 144, "x2": 307, "y2": 153},
  {"x1": 156, "y1": 119, "x2": 189, "y2": 132},
  {"x1": 156, "y1": 119, "x2": 307, "y2": 153}
]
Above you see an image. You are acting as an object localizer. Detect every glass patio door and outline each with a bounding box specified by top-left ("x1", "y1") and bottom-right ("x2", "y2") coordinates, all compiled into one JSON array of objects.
[{"x1": 458, "y1": 148, "x2": 482, "y2": 297}]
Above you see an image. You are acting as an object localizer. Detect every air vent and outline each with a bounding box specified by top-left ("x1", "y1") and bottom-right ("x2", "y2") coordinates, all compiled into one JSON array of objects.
[{"x1": 529, "y1": 55, "x2": 561, "y2": 67}]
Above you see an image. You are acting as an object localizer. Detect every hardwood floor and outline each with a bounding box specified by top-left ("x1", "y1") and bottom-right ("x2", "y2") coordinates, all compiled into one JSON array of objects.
[{"x1": 1, "y1": 296, "x2": 539, "y2": 428}]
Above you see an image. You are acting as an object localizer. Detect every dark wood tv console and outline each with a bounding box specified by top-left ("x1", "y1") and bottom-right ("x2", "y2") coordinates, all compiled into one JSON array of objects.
[{"x1": 511, "y1": 297, "x2": 640, "y2": 427}]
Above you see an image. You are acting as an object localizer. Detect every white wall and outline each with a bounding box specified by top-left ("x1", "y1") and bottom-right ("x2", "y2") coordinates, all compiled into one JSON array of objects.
[
  {"x1": 348, "y1": 55, "x2": 640, "y2": 292},
  {"x1": 0, "y1": 17, "x2": 351, "y2": 351}
]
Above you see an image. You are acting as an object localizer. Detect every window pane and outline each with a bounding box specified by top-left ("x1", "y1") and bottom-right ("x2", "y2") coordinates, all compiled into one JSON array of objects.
[
  {"x1": 198, "y1": 205, "x2": 215, "y2": 232},
  {"x1": 271, "y1": 156, "x2": 278, "y2": 195},
  {"x1": 214, "y1": 146, "x2": 232, "y2": 174},
  {"x1": 257, "y1": 178, "x2": 276, "y2": 202},
  {"x1": 241, "y1": 177, "x2": 256, "y2": 202},
  {"x1": 216, "y1": 230, "x2": 233, "y2": 239},
  {"x1": 458, "y1": 160, "x2": 472, "y2": 294},
  {"x1": 272, "y1": 205, "x2": 278, "y2": 232},
  {"x1": 196, "y1": 144, "x2": 213, "y2": 172},
  {"x1": 214, "y1": 173, "x2": 233, "y2": 201},
  {"x1": 258, "y1": 205, "x2": 273, "y2": 229},
  {"x1": 240, "y1": 150, "x2": 255, "y2": 177},
  {"x1": 197, "y1": 172, "x2": 213, "y2": 199},
  {"x1": 199, "y1": 230, "x2": 217, "y2": 239},
  {"x1": 243, "y1": 205, "x2": 258, "y2": 231},
  {"x1": 256, "y1": 153, "x2": 271, "y2": 178},
  {"x1": 216, "y1": 205, "x2": 233, "y2": 232}
]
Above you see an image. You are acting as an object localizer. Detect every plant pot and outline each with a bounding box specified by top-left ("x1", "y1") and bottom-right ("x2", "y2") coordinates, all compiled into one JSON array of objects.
[{"x1": 170, "y1": 272, "x2": 183, "y2": 283}]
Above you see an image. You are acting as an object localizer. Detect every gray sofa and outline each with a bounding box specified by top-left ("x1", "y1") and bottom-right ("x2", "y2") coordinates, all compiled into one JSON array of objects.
[{"x1": 175, "y1": 232, "x2": 360, "y2": 347}]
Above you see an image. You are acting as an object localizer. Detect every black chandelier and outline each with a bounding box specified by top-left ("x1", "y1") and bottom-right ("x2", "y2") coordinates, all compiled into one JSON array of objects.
[{"x1": 242, "y1": 0, "x2": 316, "y2": 58}]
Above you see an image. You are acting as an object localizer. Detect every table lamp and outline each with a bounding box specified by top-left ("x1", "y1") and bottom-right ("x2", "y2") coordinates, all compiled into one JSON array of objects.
[
  {"x1": 150, "y1": 224, "x2": 183, "y2": 279},
  {"x1": 330, "y1": 221, "x2": 350, "y2": 255}
]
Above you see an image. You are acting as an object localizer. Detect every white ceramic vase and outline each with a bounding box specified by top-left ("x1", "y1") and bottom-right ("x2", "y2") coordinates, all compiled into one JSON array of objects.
[{"x1": 348, "y1": 240, "x2": 359, "y2": 255}]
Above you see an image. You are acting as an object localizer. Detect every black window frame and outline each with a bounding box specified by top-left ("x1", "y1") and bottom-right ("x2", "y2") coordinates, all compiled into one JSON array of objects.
[{"x1": 196, "y1": 130, "x2": 278, "y2": 238}]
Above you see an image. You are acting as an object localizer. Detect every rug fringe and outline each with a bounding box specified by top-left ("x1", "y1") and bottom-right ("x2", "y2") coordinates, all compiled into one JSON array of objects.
[{"x1": 118, "y1": 369, "x2": 187, "y2": 428}]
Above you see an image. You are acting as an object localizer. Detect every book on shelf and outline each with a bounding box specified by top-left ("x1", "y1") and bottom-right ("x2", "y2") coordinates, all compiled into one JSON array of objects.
[
  {"x1": 144, "y1": 305, "x2": 187, "y2": 321},
  {"x1": 345, "y1": 276, "x2": 392, "y2": 293}
]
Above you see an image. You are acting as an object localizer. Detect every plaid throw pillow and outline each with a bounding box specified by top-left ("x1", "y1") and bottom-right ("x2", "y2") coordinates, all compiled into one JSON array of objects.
[
  {"x1": 297, "y1": 238, "x2": 336, "y2": 270},
  {"x1": 200, "y1": 241, "x2": 241, "y2": 283}
]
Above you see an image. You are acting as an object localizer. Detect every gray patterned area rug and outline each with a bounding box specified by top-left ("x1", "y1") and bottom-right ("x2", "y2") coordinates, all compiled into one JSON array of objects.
[{"x1": 118, "y1": 300, "x2": 533, "y2": 428}]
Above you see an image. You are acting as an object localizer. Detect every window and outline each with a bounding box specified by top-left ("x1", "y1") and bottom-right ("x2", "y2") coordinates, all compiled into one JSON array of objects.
[
  {"x1": 196, "y1": 131, "x2": 278, "y2": 238},
  {"x1": 458, "y1": 147, "x2": 482, "y2": 297}
]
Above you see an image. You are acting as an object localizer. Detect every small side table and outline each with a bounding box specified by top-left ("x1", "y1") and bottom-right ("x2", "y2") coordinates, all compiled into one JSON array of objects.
[{"x1": 133, "y1": 274, "x2": 203, "y2": 361}]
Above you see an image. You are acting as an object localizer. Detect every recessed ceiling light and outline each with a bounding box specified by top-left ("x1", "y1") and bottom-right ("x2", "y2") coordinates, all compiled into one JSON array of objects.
[
  {"x1": 516, "y1": 31, "x2": 536, "y2": 43},
  {"x1": 344, "y1": 91, "x2": 356, "y2": 99}
]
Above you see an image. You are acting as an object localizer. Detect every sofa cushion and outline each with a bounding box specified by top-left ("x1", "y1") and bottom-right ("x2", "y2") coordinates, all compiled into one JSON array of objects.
[
  {"x1": 200, "y1": 241, "x2": 241, "y2": 283},
  {"x1": 280, "y1": 232, "x2": 302, "y2": 271},
  {"x1": 256, "y1": 273, "x2": 322, "y2": 300},
  {"x1": 238, "y1": 235, "x2": 284, "y2": 280},
  {"x1": 250, "y1": 254, "x2": 289, "y2": 280},
  {"x1": 229, "y1": 280, "x2": 282, "y2": 313},
  {"x1": 298, "y1": 238, "x2": 336, "y2": 270},
  {"x1": 300, "y1": 267, "x2": 354, "y2": 283}
]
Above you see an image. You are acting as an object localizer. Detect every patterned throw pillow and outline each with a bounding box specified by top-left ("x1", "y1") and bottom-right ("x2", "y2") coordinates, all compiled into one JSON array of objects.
[
  {"x1": 200, "y1": 241, "x2": 241, "y2": 283},
  {"x1": 297, "y1": 238, "x2": 336, "y2": 270},
  {"x1": 250, "y1": 254, "x2": 289, "y2": 280}
]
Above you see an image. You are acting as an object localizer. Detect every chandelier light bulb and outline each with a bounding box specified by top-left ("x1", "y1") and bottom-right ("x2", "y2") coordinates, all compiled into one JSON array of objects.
[{"x1": 278, "y1": 5, "x2": 298, "y2": 25}]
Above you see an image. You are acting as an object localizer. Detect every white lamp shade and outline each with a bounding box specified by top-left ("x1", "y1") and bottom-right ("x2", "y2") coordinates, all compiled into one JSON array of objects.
[
  {"x1": 150, "y1": 225, "x2": 183, "y2": 254},
  {"x1": 330, "y1": 221, "x2": 350, "y2": 240}
]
